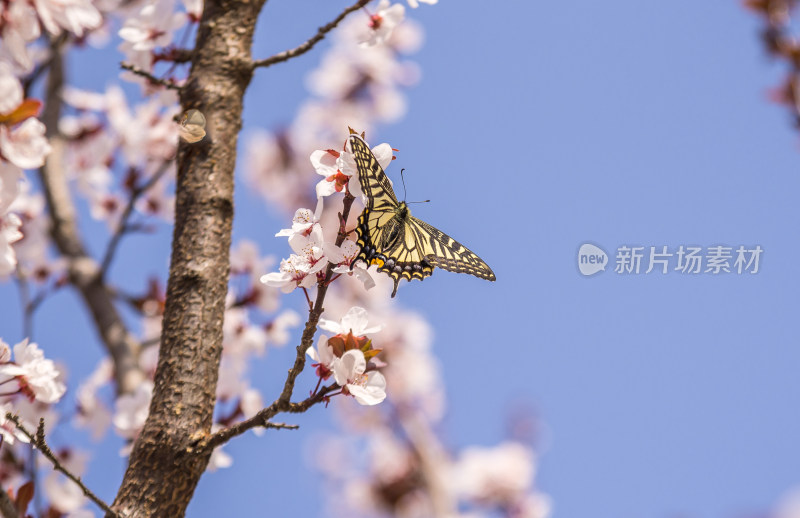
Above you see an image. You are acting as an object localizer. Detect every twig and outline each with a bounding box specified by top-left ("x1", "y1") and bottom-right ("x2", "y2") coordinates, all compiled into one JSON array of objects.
[
  {"x1": 264, "y1": 421, "x2": 300, "y2": 431},
  {"x1": 252, "y1": 0, "x2": 370, "y2": 69},
  {"x1": 274, "y1": 191, "x2": 356, "y2": 408},
  {"x1": 99, "y1": 159, "x2": 174, "y2": 278},
  {"x1": 200, "y1": 383, "x2": 336, "y2": 451},
  {"x1": 5, "y1": 414, "x2": 119, "y2": 518},
  {"x1": 120, "y1": 62, "x2": 182, "y2": 91},
  {"x1": 201, "y1": 191, "x2": 358, "y2": 452}
]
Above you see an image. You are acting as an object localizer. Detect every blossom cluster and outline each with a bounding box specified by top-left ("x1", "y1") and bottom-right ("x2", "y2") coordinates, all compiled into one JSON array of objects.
[
  {"x1": 255, "y1": 122, "x2": 549, "y2": 513},
  {"x1": 308, "y1": 306, "x2": 387, "y2": 405},
  {"x1": 244, "y1": 0, "x2": 424, "y2": 212},
  {"x1": 309, "y1": 285, "x2": 551, "y2": 517},
  {"x1": 0, "y1": 65, "x2": 51, "y2": 277}
]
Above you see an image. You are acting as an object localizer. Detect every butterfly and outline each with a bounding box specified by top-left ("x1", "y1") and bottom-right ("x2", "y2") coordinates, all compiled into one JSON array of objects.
[{"x1": 348, "y1": 133, "x2": 496, "y2": 297}]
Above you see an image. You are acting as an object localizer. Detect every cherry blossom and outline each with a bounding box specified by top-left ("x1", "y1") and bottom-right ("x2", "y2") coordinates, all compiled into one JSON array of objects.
[
  {"x1": 0, "y1": 162, "x2": 23, "y2": 276},
  {"x1": 407, "y1": 0, "x2": 437, "y2": 7},
  {"x1": 332, "y1": 349, "x2": 386, "y2": 405},
  {"x1": 319, "y1": 306, "x2": 383, "y2": 336},
  {"x1": 275, "y1": 200, "x2": 325, "y2": 251},
  {"x1": 260, "y1": 252, "x2": 326, "y2": 293},
  {"x1": 113, "y1": 380, "x2": 153, "y2": 442},
  {"x1": 312, "y1": 138, "x2": 393, "y2": 200},
  {"x1": 118, "y1": 0, "x2": 187, "y2": 52},
  {"x1": 243, "y1": 129, "x2": 313, "y2": 213},
  {"x1": 9, "y1": 182, "x2": 60, "y2": 281},
  {"x1": 42, "y1": 450, "x2": 91, "y2": 514},
  {"x1": 229, "y1": 240, "x2": 280, "y2": 313},
  {"x1": 328, "y1": 240, "x2": 376, "y2": 290},
  {"x1": 0, "y1": 64, "x2": 23, "y2": 115},
  {"x1": 0, "y1": 402, "x2": 31, "y2": 445},
  {"x1": 0, "y1": 1, "x2": 41, "y2": 71},
  {"x1": 75, "y1": 359, "x2": 113, "y2": 440},
  {"x1": 0, "y1": 338, "x2": 66, "y2": 403},
  {"x1": 0, "y1": 118, "x2": 52, "y2": 170},
  {"x1": 307, "y1": 335, "x2": 336, "y2": 379},
  {"x1": 265, "y1": 309, "x2": 301, "y2": 346},
  {"x1": 452, "y1": 442, "x2": 540, "y2": 506},
  {"x1": 361, "y1": 1, "x2": 405, "y2": 47},
  {"x1": 223, "y1": 305, "x2": 268, "y2": 358},
  {"x1": 32, "y1": 0, "x2": 102, "y2": 37}
]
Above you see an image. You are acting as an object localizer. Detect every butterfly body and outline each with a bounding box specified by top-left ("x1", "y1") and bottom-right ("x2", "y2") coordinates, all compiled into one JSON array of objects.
[{"x1": 349, "y1": 134, "x2": 496, "y2": 297}]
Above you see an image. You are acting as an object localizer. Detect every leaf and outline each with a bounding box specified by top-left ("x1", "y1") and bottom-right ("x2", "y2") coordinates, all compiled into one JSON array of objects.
[{"x1": 15, "y1": 480, "x2": 34, "y2": 516}]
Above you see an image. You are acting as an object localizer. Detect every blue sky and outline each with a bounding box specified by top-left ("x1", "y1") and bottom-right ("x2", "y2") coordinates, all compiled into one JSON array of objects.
[{"x1": 2, "y1": 1, "x2": 800, "y2": 517}]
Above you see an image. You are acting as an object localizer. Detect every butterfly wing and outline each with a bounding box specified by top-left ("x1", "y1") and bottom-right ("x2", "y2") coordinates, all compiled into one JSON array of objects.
[
  {"x1": 350, "y1": 134, "x2": 398, "y2": 210},
  {"x1": 348, "y1": 133, "x2": 495, "y2": 297},
  {"x1": 407, "y1": 216, "x2": 496, "y2": 282},
  {"x1": 350, "y1": 134, "x2": 434, "y2": 296}
]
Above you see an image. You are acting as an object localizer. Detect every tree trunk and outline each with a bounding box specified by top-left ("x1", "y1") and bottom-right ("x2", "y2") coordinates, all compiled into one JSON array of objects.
[{"x1": 110, "y1": 0, "x2": 265, "y2": 515}]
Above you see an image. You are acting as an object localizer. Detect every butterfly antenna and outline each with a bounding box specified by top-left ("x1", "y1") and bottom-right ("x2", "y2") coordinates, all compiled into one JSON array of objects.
[{"x1": 400, "y1": 168, "x2": 431, "y2": 204}]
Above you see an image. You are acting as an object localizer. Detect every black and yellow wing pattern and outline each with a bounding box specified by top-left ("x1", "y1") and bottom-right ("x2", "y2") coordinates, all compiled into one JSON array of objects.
[{"x1": 349, "y1": 133, "x2": 496, "y2": 297}]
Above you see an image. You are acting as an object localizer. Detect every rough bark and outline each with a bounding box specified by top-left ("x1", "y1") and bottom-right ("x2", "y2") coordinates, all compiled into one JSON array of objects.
[{"x1": 109, "y1": 0, "x2": 265, "y2": 515}]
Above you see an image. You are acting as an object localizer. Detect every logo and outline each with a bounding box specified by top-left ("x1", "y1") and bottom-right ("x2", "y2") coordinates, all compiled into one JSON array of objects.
[
  {"x1": 577, "y1": 243, "x2": 763, "y2": 276},
  {"x1": 578, "y1": 243, "x2": 608, "y2": 276}
]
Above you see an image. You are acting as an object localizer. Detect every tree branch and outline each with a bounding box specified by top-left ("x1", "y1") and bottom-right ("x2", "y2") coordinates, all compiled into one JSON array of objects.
[
  {"x1": 37, "y1": 36, "x2": 143, "y2": 396},
  {"x1": 120, "y1": 62, "x2": 182, "y2": 91},
  {"x1": 200, "y1": 383, "x2": 336, "y2": 451},
  {"x1": 5, "y1": 414, "x2": 118, "y2": 518},
  {"x1": 252, "y1": 0, "x2": 370, "y2": 69},
  {"x1": 99, "y1": 159, "x2": 174, "y2": 278},
  {"x1": 276, "y1": 191, "x2": 356, "y2": 407},
  {"x1": 201, "y1": 190, "x2": 357, "y2": 452}
]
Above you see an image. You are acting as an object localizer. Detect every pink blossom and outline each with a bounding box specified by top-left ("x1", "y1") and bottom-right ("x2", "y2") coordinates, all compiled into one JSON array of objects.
[
  {"x1": 118, "y1": 0, "x2": 186, "y2": 51},
  {"x1": 266, "y1": 309, "x2": 301, "y2": 346},
  {"x1": 32, "y1": 0, "x2": 102, "y2": 37},
  {"x1": 329, "y1": 240, "x2": 376, "y2": 290},
  {"x1": 75, "y1": 359, "x2": 113, "y2": 440},
  {"x1": 360, "y1": 1, "x2": 405, "y2": 47},
  {"x1": 0, "y1": 118, "x2": 52, "y2": 169},
  {"x1": 0, "y1": 339, "x2": 66, "y2": 403},
  {"x1": 0, "y1": 64, "x2": 23, "y2": 115},
  {"x1": 276, "y1": 201, "x2": 325, "y2": 252},
  {"x1": 0, "y1": 1, "x2": 41, "y2": 71},
  {"x1": 307, "y1": 335, "x2": 336, "y2": 379},
  {"x1": 113, "y1": 380, "x2": 153, "y2": 441},
  {"x1": 452, "y1": 442, "x2": 538, "y2": 505},
  {"x1": 260, "y1": 253, "x2": 326, "y2": 293},
  {"x1": 406, "y1": 0, "x2": 437, "y2": 7},
  {"x1": 319, "y1": 306, "x2": 383, "y2": 336},
  {"x1": 333, "y1": 349, "x2": 386, "y2": 405}
]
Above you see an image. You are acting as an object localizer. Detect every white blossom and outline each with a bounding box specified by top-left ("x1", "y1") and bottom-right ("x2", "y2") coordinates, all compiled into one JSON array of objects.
[
  {"x1": 0, "y1": 339, "x2": 66, "y2": 403},
  {"x1": 360, "y1": 1, "x2": 405, "y2": 47},
  {"x1": 333, "y1": 349, "x2": 386, "y2": 405},
  {"x1": 32, "y1": 0, "x2": 102, "y2": 37},
  {"x1": 118, "y1": 0, "x2": 186, "y2": 51},
  {"x1": 0, "y1": 118, "x2": 52, "y2": 169},
  {"x1": 319, "y1": 306, "x2": 383, "y2": 336},
  {"x1": 113, "y1": 380, "x2": 153, "y2": 441}
]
